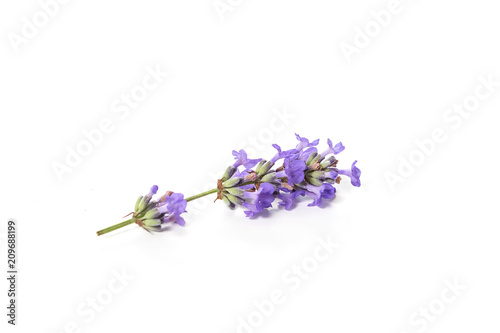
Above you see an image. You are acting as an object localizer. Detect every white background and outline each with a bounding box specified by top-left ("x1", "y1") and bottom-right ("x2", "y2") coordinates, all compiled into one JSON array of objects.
[{"x1": 1, "y1": 0, "x2": 499, "y2": 332}]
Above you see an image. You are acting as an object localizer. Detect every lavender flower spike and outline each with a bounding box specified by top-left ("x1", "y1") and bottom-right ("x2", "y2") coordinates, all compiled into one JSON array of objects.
[
  {"x1": 157, "y1": 193, "x2": 188, "y2": 227},
  {"x1": 138, "y1": 190, "x2": 188, "y2": 231},
  {"x1": 96, "y1": 135, "x2": 360, "y2": 237}
]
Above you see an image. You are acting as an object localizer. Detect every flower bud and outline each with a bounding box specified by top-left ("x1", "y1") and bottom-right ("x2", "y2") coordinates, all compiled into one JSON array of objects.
[
  {"x1": 224, "y1": 193, "x2": 244, "y2": 205},
  {"x1": 255, "y1": 160, "x2": 266, "y2": 174},
  {"x1": 306, "y1": 152, "x2": 318, "y2": 165},
  {"x1": 308, "y1": 154, "x2": 322, "y2": 167},
  {"x1": 320, "y1": 156, "x2": 337, "y2": 169},
  {"x1": 137, "y1": 197, "x2": 147, "y2": 212},
  {"x1": 134, "y1": 196, "x2": 143, "y2": 212},
  {"x1": 142, "y1": 218, "x2": 162, "y2": 227},
  {"x1": 225, "y1": 187, "x2": 245, "y2": 197},
  {"x1": 306, "y1": 174, "x2": 323, "y2": 186},
  {"x1": 223, "y1": 177, "x2": 243, "y2": 188},
  {"x1": 222, "y1": 196, "x2": 236, "y2": 209},
  {"x1": 257, "y1": 161, "x2": 274, "y2": 176},
  {"x1": 143, "y1": 208, "x2": 161, "y2": 219},
  {"x1": 221, "y1": 166, "x2": 237, "y2": 181},
  {"x1": 309, "y1": 171, "x2": 325, "y2": 180},
  {"x1": 261, "y1": 172, "x2": 277, "y2": 183}
]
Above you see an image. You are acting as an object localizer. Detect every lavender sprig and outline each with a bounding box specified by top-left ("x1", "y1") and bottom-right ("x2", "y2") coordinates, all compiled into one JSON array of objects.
[{"x1": 96, "y1": 134, "x2": 361, "y2": 236}]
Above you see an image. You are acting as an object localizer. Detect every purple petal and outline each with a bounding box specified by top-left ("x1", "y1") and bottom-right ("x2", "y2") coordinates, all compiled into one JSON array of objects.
[
  {"x1": 284, "y1": 158, "x2": 306, "y2": 185},
  {"x1": 232, "y1": 149, "x2": 262, "y2": 169}
]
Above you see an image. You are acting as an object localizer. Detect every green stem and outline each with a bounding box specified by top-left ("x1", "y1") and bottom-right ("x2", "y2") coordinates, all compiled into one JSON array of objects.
[
  {"x1": 97, "y1": 218, "x2": 135, "y2": 236},
  {"x1": 184, "y1": 181, "x2": 256, "y2": 202},
  {"x1": 185, "y1": 188, "x2": 219, "y2": 202}
]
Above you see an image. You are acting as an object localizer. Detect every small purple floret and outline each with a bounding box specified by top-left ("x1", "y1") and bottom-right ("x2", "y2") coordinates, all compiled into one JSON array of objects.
[
  {"x1": 277, "y1": 190, "x2": 305, "y2": 210},
  {"x1": 232, "y1": 149, "x2": 262, "y2": 169},
  {"x1": 295, "y1": 133, "x2": 319, "y2": 151},
  {"x1": 158, "y1": 193, "x2": 188, "y2": 226},
  {"x1": 338, "y1": 161, "x2": 361, "y2": 187},
  {"x1": 321, "y1": 138, "x2": 345, "y2": 156},
  {"x1": 305, "y1": 183, "x2": 336, "y2": 207},
  {"x1": 284, "y1": 158, "x2": 306, "y2": 185},
  {"x1": 144, "y1": 185, "x2": 159, "y2": 202},
  {"x1": 243, "y1": 183, "x2": 276, "y2": 217}
]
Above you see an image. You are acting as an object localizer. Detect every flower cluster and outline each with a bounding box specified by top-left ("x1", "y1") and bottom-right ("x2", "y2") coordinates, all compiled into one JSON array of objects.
[
  {"x1": 96, "y1": 134, "x2": 360, "y2": 236},
  {"x1": 217, "y1": 134, "x2": 361, "y2": 217},
  {"x1": 131, "y1": 185, "x2": 187, "y2": 232}
]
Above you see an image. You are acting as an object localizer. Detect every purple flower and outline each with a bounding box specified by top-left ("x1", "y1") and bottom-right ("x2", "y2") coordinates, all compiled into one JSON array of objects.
[
  {"x1": 144, "y1": 185, "x2": 159, "y2": 203},
  {"x1": 149, "y1": 185, "x2": 159, "y2": 196},
  {"x1": 277, "y1": 189, "x2": 305, "y2": 210},
  {"x1": 321, "y1": 139, "x2": 345, "y2": 157},
  {"x1": 338, "y1": 160, "x2": 361, "y2": 187},
  {"x1": 325, "y1": 169, "x2": 338, "y2": 180},
  {"x1": 299, "y1": 147, "x2": 318, "y2": 161},
  {"x1": 283, "y1": 158, "x2": 306, "y2": 185},
  {"x1": 136, "y1": 185, "x2": 160, "y2": 212},
  {"x1": 243, "y1": 183, "x2": 276, "y2": 217},
  {"x1": 270, "y1": 144, "x2": 295, "y2": 163},
  {"x1": 232, "y1": 150, "x2": 262, "y2": 169},
  {"x1": 295, "y1": 133, "x2": 319, "y2": 151},
  {"x1": 232, "y1": 169, "x2": 254, "y2": 190},
  {"x1": 275, "y1": 158, "x2": 306, "y2": 185},
  {"x1": 293, "y1": 134, "x2": 320, "y2": 161},
  {"x1": 305, "y1": 183, "x2": 336, "y2": 207},
  {"x1": 158, "y1": 193, "x2": 188, "y2": 226}
]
